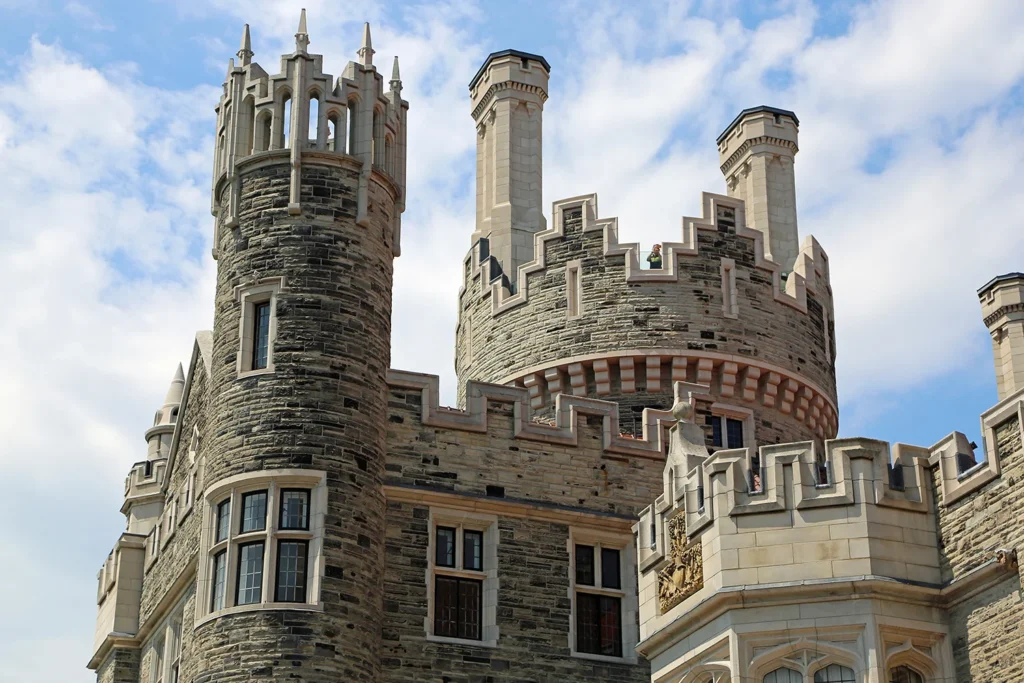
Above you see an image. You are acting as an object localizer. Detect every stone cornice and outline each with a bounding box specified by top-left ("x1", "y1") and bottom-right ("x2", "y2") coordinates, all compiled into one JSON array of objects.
[
  {"x1": 983, "y1": 301, "x2": 1024, "y2": 327},
  {"x1": 719, "y1": 135, "x2": 799, "y2": 175},
  {"x1": 471, "y1": 79, "x2": 548, "y2": 120},
  {"x1": 499, "y1": 349, "x2": 838, "y2": 439}
]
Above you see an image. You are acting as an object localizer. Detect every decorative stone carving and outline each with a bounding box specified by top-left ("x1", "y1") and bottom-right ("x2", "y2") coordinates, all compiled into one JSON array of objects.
[{"x1": 658, "y1": 514, "x2": 703, "y2": 613}]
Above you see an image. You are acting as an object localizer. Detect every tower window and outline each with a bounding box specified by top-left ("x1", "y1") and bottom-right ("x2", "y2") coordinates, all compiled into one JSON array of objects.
[
  {"x1": 889, "y1": 666, "x2": 924, "y2": 683},
  {"x1": 235, "y1": 541, "x2": 265, "y2": 605},
  {"x1": 252, "y1": 301, "x2": 271, "y2": 370},
  {"x1": 235, "y1": 277, "x2": 283, "y2": 377},
  {"x1": 198, "y1": 473, "x2": 325, "y2": 625},
  {"x1": 707, "y1": 415, "x2": 745, "y2": 449}
]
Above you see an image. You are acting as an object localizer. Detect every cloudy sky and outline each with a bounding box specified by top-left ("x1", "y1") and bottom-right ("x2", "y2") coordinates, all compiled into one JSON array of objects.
[{"x1": 1, "y1": 0, "x2": 1023, "y2": 680}]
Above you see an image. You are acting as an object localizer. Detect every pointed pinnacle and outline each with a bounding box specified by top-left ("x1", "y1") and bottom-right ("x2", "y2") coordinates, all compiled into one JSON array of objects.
[
  {"x1": 358, "y1": 22, "x2": 374, "y2": 66},
  {"x1": 295, "y1": 8, "x2": 310, "y2": 52},
  {"x1": 392, "y1": 55, "x2": 401, "y2": 81},
  {"x1": 297, "y1": 8, "x2": 307, "y2": 35},
  {"x1": 237, "y1": 23, "x2": 253, "y2": 65}
]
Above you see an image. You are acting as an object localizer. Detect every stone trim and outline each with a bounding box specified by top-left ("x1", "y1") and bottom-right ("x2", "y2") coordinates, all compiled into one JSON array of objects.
[
  {"x1": 460, "y1": 190, "x2": 830, "y2": 317},
  {"x1": 383, "y1": 485, "x2": 638, "y2": 531},
  {"x1": 386, "y1": 369, "x2": 675, "y2": 460},
  {"x1": 498, "y1": 350, "x2": 839, "y2": 439},
  {"x1": 470, "y1": 80, "x2": 548, "y2": 120},
  {"x1": 718, "y1": 135, "x2": 799, "y2": 175},
  {"x1": 926, "y1": 386, "x2": 1023, "y2": 506}
]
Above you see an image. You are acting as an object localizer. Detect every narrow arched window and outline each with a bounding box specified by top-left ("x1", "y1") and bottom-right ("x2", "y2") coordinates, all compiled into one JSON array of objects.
[
  {"x1": 254, "y1": 111, "x2": 271, "y2": 153},
  {"x1": 280, "y1": 93, "x2": 292, "y2": 149},
  {"x1": 327, "y1": 112, "x2": 339, "y2": 152},
  {"x1": 308, "y1": 91, "x2": 320, "y2": 148},
  {"x1": 890, "y1": 666, "x2": 924, "y2": 683},
  {"x1": 240, "y1": 96, "x2": 255, "y2": 156},
  {"x1": 347, "y1": 100, "x2": 357, "y2": 155},
  {"x1": 372, "y1": 109, "x2": 384, "y2": 167},
  {"x1": 384, "y1": 134, "x2": 393, "y2": 175},
  {"x1": 814, "y1": 664, "x2": 855, "y2": 682},
  {"x1": 764, "y1": 669, "x2": 801, "y2": 683}
]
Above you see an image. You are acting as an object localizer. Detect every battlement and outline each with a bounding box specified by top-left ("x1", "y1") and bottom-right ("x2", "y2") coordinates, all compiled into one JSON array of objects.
[
  {"x1": 634, "y1": 385, "x2": 1024, "y2": 642},
  {"x1": 211, "y1": 12, "x2": 408, "y2": 256},
  {"x1": 460, "y1": 191, "x2": 830, "y2": 318},
  {"x1": 387, "y1": 369, "x2": 677, "y2": 459}
]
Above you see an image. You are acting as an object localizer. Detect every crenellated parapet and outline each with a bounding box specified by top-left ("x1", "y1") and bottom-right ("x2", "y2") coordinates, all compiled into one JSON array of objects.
[
  {"x1": 456, "y1": 190, "x2": 836, "y2": 445},
  {"x1": 634, "y1": 384, "x2": 1024, "y2": 658},
  {"x1": 211, "y1": 13, "x2": 408, "y2": 257}
]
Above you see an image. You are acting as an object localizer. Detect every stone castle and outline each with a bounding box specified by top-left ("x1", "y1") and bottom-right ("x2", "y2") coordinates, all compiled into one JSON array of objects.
[{"x1": 88, "y1": 13, "x2": 1024, "y2": 683}]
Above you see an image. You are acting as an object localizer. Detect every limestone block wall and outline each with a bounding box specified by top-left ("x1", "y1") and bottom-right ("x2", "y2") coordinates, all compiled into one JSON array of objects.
[
  {"x1": 932, "y1": 391, "x2": 1024, "y2": 682},
  {"x1": 456, "y1": 192, "x2": 836, "y2": 446}
]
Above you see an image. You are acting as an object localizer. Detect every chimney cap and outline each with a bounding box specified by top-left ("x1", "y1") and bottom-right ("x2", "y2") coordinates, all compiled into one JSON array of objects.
[
  {"x1": 717, "y1": 105, "x2": 799, "y2": 145},
  {"x1": 978, "y1": 272, "x2": 1024, "y2": 296},
  {"x1": 469, "y1": 49, "x2": 551, "y2": 91}
]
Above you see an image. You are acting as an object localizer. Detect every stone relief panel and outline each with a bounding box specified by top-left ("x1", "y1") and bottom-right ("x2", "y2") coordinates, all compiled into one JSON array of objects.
[{"x1": 658, "y1": 514, "x2": 703, "y2": 612}]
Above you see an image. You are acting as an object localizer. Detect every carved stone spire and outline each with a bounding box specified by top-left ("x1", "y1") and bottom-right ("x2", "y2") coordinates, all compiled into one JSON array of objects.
[
  {"x1": 295, "y1": 8, "x2": 309, "y2": 53},
  {"x1": 358, "y1": 22, "x2": 374, "y2": 66},
  {"x1": 237, "y1": 23, "x2": 253, "y2": 65},
  {"x1": 389, "y1": 55, "x2": 402, "y2": 93}
]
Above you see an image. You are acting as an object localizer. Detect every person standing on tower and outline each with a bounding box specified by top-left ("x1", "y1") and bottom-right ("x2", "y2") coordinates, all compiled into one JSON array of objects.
[{"x1": 647, "y1": 243, "x2": 663, "y2": 269}]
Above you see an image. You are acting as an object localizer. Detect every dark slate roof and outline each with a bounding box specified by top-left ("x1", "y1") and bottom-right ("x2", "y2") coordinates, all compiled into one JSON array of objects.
[
  {"x1": 978, "y1": 272, "x2": 1024, "y2": 295},
  {"x1": 469, "y1": 49, "x2": 551, "y2": 91},
  {"x1": 717, "y1": 106, "x2": 799, "y2": 144}
]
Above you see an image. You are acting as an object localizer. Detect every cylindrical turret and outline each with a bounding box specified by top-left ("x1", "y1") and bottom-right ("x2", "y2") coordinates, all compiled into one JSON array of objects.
[
  {"x1": 470, "y1": 50, "x2": 550, "y2": 278},
  {"x1": 197, "y1": 15, "x2": 406, "y2": 681},
  {"x1": 456, "y1": 92, "x2": 836, "y2": 448},
  {"x1": 979, "y1": 272, "x2": 1024, "y2": 401}
]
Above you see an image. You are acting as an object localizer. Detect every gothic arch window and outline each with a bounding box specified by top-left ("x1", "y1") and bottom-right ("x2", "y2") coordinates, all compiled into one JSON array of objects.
[
  {"x1": 307, "y1": 89, "x2": 321, "y2": 147},
  {"x1": 890, "y1": 666, "x2": 924, "y2": 683},
  {"x1": 326, "y1": 109, "x2": 343, "y2": 152},
  {"x1": 763, "y1": 669, "x2": 801, "y2": 683},
  {"x1": 253, "y1": 110, "x2": 271, "y2": 153},
  {"x1": 814, "y1": 664, "x2": 856, "y2": 682},
  {"x1": 346, "y1": 98, "x2": 358, "y2": 155},
  {"x1": 240, "y1": 95, "x2": 255, "y2": 156}
]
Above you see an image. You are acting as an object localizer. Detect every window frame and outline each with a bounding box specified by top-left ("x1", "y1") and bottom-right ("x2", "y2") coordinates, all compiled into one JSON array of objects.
[
  {"x1": 195, "y1": 469, "x2": 326, "y2": 626},
  {"x1": 569, "y1": 528, "x2": 638, "y2": 664},
  {"x1": 234, "y1": 277, "x2": 283, "y2": 377},
  {"x1": 426, "y1": 509, "x2": 498, "y2": 646}
]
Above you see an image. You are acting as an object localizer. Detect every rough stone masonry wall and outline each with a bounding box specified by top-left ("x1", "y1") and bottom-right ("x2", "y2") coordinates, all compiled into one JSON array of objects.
[
  {"x1": 382, "y1": 385, "x2": 662, "y2": 681},
  {"x1": 934, "y1": 415, "x2": 1024, "y2": 682},
  {"x1": 96, "y1": 648, "x2": 140, "y2": 683},
  {"x1": 456, "y1": 207, "x2": 835, "y2": 446},
  {"x1": 190, "y1": 156, "x2": 397, "y2": 682},
  {"x1": 138, "y1": 364, "x2": 208, "y2": 631}
]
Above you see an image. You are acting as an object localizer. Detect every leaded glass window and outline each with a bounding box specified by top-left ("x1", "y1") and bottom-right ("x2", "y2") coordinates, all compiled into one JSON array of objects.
[
  {"x1": 240, "y1": 490, "x2": 267, "y2": 533},
  {"x1": 815, "y1": 664, "x2": 856, "y2": 683},
  {"x1": 236, "y1": 542, "x2": 264, "y2": 605},
  {"x1": 279, "y1": 490, "x2": 309, "y2": 530},
  {"x1": 252, "y1": 301, "x2": 271, "y2": 370},
  {"x1": 275, "y1": 540, "x2": 308, "y2": 602}
]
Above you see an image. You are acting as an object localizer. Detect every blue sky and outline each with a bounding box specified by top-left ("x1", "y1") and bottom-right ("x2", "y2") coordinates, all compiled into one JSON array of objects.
[{"x1": 2, "y1": 0, "x2": 1023, "y2": 681}]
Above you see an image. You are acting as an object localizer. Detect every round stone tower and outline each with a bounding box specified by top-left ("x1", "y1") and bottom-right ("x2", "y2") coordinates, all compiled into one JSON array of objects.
[
  {"x1": 456, "y1": 57, "x2": 835, "y2": 448},
  {"x1": 198, "y1": 14, "x2": 407, "y2": 681}
]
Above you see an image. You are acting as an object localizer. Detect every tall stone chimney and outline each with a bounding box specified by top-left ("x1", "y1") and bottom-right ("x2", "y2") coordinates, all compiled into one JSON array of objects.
[
  {"x1": 718, "y1": 106, "x2": 800, "y2": 272},
  {"x1": 979, "y1": 272, "x2": 1024, "y2": 401},
  {"x1": 469, "y1": 50, "x2": 550, "y2": 277}
]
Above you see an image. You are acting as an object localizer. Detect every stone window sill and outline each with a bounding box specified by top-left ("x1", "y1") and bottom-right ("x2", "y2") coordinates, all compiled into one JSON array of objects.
[
  {"x1": 425, "y1": 634, "x2": 497, "y2": 648},
  {"x1": 194, "y1": 601, "x2": 324, "y2": 629}
]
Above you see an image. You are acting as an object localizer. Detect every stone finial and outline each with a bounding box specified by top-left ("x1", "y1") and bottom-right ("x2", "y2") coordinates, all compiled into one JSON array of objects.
[
  {"x1": 237, "y1": 23, "x2": 253, "y2": 65},
  {"x1": 390, "y1": 55, "x2": 402, "y2": 93},
  {"x1": 358, "y1": 22, "x2": 374, "y2": 66},
  {"x1": 671, "y1": 400, "x2": 695, "y2": 423},
  {"x1": 295, "y1": 8, "x2": 310, "y2": 53}
]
